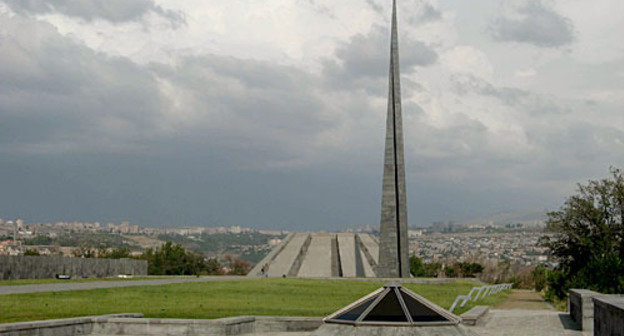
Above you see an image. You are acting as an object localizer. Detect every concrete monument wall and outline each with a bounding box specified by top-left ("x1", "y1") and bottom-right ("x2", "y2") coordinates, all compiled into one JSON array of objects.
[
  {"x1": 594, "y1": 296, "x2": 624, "y2": 336},
  {"x1": 248, "y1": 233, "x2": 379, "y2": 278},
  {"x1": 0, "y1": 255, "x2": 147, "y2": 280},
  {"x1": 569, "y1": 289, "x2": 601, "y2": 331}
]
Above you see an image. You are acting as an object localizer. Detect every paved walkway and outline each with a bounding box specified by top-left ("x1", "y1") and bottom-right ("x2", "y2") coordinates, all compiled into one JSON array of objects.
[
  {"x1": 472, "y1": 309, "x2": 588, "y2": 336},
  {"x1": 468, "y1": 290, "x2": 588, "y2": 336},
  {"x1": 0, "y1": 276, "x2": 250, "y2": 295}
]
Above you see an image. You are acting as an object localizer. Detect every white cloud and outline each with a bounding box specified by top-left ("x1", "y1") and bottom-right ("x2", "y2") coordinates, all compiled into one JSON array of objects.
[{"x1": 441, "y1": 46, "x2": 494, "y2": 79}]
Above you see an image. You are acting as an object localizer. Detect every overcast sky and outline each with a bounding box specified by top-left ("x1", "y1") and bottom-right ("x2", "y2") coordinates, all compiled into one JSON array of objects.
[{"x1": 1, "y1": 0, "x2": 623, "y2": 230}]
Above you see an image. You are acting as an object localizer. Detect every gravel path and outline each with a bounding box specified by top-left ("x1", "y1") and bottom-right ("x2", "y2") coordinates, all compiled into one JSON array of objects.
[
  {"x1": 0, "y1": 276, "x2": 251, "y2": 295},
  {"x1": 494, "y1": 289, "x2": 553, "y2": 310}
]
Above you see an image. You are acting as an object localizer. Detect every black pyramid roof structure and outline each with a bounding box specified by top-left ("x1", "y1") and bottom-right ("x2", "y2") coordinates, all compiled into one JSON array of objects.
[{"x1": 324, "y1": 283, "x2": 461, "y2": 326}]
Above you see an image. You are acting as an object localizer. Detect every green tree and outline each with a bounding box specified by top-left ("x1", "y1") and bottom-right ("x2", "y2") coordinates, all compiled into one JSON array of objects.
[
  {"x1": 409, "y1": 255, "x2": 427, "y2": 277},
  {"x1": 225, "y1": 255, "x2": 251, "y2": 275},
  {"x1": 444, "y1": 265, "x2": 457, "y2": 278},
  {"x1": 457, "y1": 262, "x2": 484, "y2": 277},
  {"x1": 424, "y1": 262, "x2": 442, "y2": 277},
  {"x1": 24, "y1": 249, "x2": 40, "y2": 256},
  {"x1": 23, "y1": 235, "x2": 53, "y2": 246},
  {"x1": 532, "y1": 264, "x2": 548, "y2": 292},
  {"x1": 206, "y1": 258, "x2": 223, "y2": 275},
  {"x1": 141, "y1": 242, "x2": 217, "y2": 276},
  {"x1": 542, "y1": 168, "x2": 624, "y2": 298}
]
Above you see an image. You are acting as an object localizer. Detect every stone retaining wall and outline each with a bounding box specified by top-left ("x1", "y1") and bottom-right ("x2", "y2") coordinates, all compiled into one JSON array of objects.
[
  {"x1": 569, "y1": 289, "x2": 600, "y2": 331},
  {"x1": 0, "y1": 315, "x2": 323, "y2": 336},
  {"x1": 594, "y1": 296, "x2": 624, "y2": 336},
  {"x1": 0, "y1": 314, "x2": 142, "y2": 336},
  {"x1": 0, "y1": 256, "x2": 147, "y2": 280}
]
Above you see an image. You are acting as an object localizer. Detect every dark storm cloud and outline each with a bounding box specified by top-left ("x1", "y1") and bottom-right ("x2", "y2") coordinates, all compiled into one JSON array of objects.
[
  {"x1": 0, "y1": 12, "x2": 332, "y2": 166},
  {"x1": 1, "y1": 0, "x2": 184, "y2": 25},
  {"x1": 450, "y1": 74, "x2": 573, "y2": 117},
  {"x1": 489, "y1": 0, "x2": 574, "y2": 47},
  {"x1": 445, "y1": 72, "x2": 624, "y2": 188},
  {"x1": 0, "y1": 15, "x2": 165, "y2": 153},
  {"x1": 1, "y1": 3, "x2": 622, "y2": 230},
  {"x1": 450, "y1": 74, "x2": 530, "y2": 106},
  {"x1": 323, "y1": 25, "x2": 437, "y2": 92}
]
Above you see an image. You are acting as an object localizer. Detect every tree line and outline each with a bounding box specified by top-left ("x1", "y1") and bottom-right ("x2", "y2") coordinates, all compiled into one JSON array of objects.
[{"x1": 68, "y1": 241, "x2": 250, "y2": 276}]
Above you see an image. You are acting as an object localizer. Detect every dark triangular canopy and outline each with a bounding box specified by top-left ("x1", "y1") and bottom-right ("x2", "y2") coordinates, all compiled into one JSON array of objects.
[{"x1": 325, "y1": 283, "x2": 461, "y2": 326}]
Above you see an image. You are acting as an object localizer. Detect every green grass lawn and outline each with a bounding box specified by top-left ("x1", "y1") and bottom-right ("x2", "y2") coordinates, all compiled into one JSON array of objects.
[
  {"x1": 0, "y1": 276, "x2": 176, "y2": 286},
  {"x1": 0, "y1": 278, "x2": 509, "y2": 323}
]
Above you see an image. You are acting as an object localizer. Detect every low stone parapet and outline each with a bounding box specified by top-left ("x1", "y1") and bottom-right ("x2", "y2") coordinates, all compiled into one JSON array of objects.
[
  {"x1": 0, "y1": 314, "x2": 142, "y2": 336},
  {"x1": 594, "y1": 296, "x2": 624, "y2": 336},
  {"x1": 460, "y1": 306, "x2": 489, "y2": 326},
  {"x1": 0, "y1": 315, "x2": 323, "y2": 336},
  {"x1": 569, "y1": 288, "x2": 601, "y2": 331}
]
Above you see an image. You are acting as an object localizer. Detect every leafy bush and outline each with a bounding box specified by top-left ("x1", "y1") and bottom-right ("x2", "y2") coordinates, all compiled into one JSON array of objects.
[
  {"x1": 532, "y1": 264, "x2": 548, "y2": 292},
  {"x1": 409, "y1": 256, "x2": 442, "y2": 277},
  {"x1": 23, "y1": 249, "x2": 40, "y2": 256},
  {"x1": 141, "y1": 242, "x2": 220, "y2": 276}
]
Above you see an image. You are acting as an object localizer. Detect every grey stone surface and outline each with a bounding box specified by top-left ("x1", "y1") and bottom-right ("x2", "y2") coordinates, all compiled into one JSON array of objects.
[
  {"x1": 358, "y1": 234, "x2": 379, "y2": 264},
  {"x1": 337, "y1": 233, "x2": 357, "y2": 277},
  {"x1": 460, "y1": 306, "x2": 489, "y2": 326},
  {"x1": 248, "y1": 234, "x2": 294, "y2": 277},
  {"x1": 594, "y1": 296, "x2": 624, "y2": 336},
  {"x1": 256, "y1": 232, "x2": 382, "y2": 278},
  {"x1": 298, "y1": 234, "x2": 332, "y2": 278},
  {"x1": 1, "y1": 315, "x2": 321, "y2": 336},
  {"x1": 312, "y1": 324, "x2": 480, "y2": 336},
  {"x1": 0, "y1": 256, "x2": 146, "y2": 280},
  {"x1": 4, "y1": 309, "x2": 597, "y2": 336},
  {"x1": 266, "y1": 233, "x2": 309, "y2": 277},
  {"x1": 568, "y1": 289, "x2": 624, "y2": 333},
  {"x1": 377, "y1": 0, "x2": 409, "y2": 279},
  {"x1": 0, "y1": 314, "x2": 142, "y2": 336},
  {"x1": 355, "y1": 234, "x2": 376, "y2": 277},
  {"x1": 287, "y1": 234, "x2": 312, "y2": 277},
  {"x1": 330, "y1": 235, "x2": 340, "y2": 277},
  {"x1": 569, "y1": 289, "x2": 600, "y2": 331},
  {"x1": 359, "y1": 249, "x2": 376, "y2": 277},
  {"x1": 471, "y1": 309, "x2": 588, "y2": 336}
]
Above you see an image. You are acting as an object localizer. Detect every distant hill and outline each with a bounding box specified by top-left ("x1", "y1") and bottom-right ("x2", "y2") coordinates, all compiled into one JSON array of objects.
[{"x1": 461, "y1": 210, "x2": 546, "y2": 228}]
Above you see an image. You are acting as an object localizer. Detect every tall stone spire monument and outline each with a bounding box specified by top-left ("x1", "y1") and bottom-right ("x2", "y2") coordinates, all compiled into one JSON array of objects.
[{"x1": 377, "y1": 0, "x2": 410, "y2": 278}]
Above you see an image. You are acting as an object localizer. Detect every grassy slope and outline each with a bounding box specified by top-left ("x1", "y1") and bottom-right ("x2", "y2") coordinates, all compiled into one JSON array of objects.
[
  {"x1": 0, "y1": 276, "x2": 174, "y2": 286},
  {"x1": 0, "y1": 278, "x2": 509, "y2": 323}
]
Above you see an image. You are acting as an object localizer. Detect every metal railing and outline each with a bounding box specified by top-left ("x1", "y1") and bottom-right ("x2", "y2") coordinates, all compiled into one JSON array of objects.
[{"x1": 449, "y1": 283, "x2": 513, "y2": 313}]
